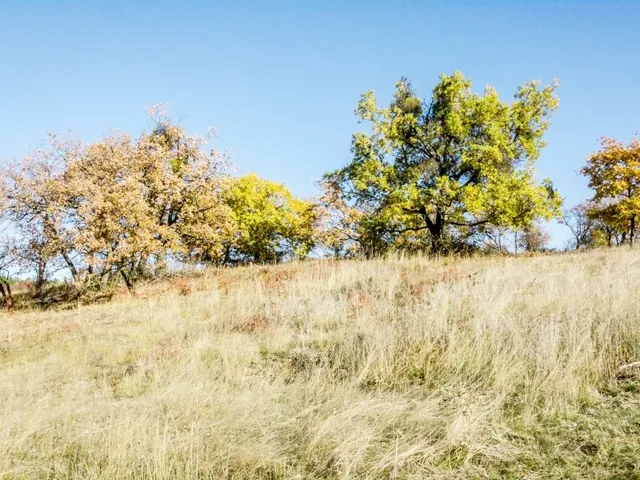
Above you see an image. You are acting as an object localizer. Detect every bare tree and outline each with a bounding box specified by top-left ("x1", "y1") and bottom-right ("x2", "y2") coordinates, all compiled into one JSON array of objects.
[{"x1": 561, "y1": 202, "x2": 595, "y2": 250}]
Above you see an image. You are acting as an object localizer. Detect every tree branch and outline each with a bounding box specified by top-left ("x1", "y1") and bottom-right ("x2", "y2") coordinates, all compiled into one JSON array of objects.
[{"x1": 448, "y1": 219, "x2": 489, "y2": 228}]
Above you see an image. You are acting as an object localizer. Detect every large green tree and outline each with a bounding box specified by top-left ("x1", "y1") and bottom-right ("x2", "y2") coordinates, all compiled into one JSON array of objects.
[{"x1": 323, "y1": 72, "x2": 562, "y2": 254}]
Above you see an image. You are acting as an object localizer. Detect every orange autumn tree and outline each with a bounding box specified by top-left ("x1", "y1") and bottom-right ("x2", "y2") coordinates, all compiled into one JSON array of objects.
[
  {"x1": 65, "y1": 131, "x2": 168, "y2": 289},
  {"x1": 63, "y1": 107, "x2": 234, "y2": 289},
  {"x1": 0, "y1": 107, "x2": 235, "y2": 292},
  {"x1": 581, "y1": 137, "x2": 640, "y2": 246},
  {"x1": 138, "y1": 106, "x2": 235, "y2": 266},
  {"x1": 1, "y1": 105, "x2": 319, "y2": 295}
]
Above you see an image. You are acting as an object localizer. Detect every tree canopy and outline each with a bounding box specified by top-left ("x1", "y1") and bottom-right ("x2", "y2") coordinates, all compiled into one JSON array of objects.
[
  {"x1": 222, "y1": 173, "x2": 317, "y2": 264},
  {"x1": 0, "y1": 108, "x2": 316, "y2": 297},
  {"x1": 322, "y1": 72, "x2": 562, "y2": 254},
  {"x1": 581, "y1": 137, "x2": 640, "y2": 246}
]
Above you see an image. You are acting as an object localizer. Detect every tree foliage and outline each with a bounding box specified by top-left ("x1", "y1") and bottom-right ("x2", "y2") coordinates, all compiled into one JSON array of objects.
[
  {"x1": 1, "y1": 133, "x2": 84, "y2": 288},
  {"x1": 581, "y1": 137, "x2": 640, "y2": 246},
  {"x1": 322, "y1": 72, "x2": 562, "y2": 254},
  {"x1": 0, "y1": 107, "x2": 315, "y2": 297},
  {"x1": 222, "y1": 174, "x2": 317, "y2": 264}
]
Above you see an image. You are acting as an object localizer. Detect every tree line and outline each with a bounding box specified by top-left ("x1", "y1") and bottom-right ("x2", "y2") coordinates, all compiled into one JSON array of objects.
[
  {"x1": 0, "y1": 106, "x2": 316, "y2": 304},
  {"x1": 0, "y1": 73, "x2": 638, "y2": 306}
]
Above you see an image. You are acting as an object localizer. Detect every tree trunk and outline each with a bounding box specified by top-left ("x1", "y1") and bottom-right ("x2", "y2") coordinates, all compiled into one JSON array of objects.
[
  {"x1": 222, "y1": 244, "x2": 232, "y2": 266},
  {"x1": 135, "y1": 255, "x2": 148, "y2": 279},
  {"x1": 120, "y1": 269, "x2": 134, "y2": 293},
  {"x1": 630, "y1": 216, "x2": 636, "y2": 247},
  {"x1": 62, "y1": 251, "x2": 79, "y2": 282},
  {"x1": 0, "y1": 280, "x2": 14, "y2": 310},
  {"x1": 425, "y1": 209, "x2": 445, "y2": 254},
  {"x1": 35, "y1": 258, "x2": 46, "y2": 296},
  {"x1": 101, "y1": 270, "x2": 111, "y2": 289}
]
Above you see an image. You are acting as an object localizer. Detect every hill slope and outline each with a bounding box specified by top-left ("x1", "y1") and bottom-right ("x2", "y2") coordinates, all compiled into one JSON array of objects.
[{"x1": 2, "y1": 250, "x2": 640, "y2": 479}]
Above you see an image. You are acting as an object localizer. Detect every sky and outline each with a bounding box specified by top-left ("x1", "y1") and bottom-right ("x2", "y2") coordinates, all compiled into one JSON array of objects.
[{"x1": 1, "y1": 0, "x2": 639, "y2": 248}]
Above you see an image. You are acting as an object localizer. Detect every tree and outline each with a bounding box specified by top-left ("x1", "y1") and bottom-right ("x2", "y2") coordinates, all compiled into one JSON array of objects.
[
  {"x1": 0, "y1": 107, "x2": 234, "y2": 294},
  {"x1": 0, "y1": 217, "x2": 16, "y2": 309},
  {"x1": 323, "y1": 72, "x2": 562, "y2": 254},
  {"x1": 561, "y1": 202, "x2": 595, "y2": 250},
  {"x1": 476, "y1": 225, "x2": 513, "y2": 254},
  {"x1": 63, "y1": 108, "x2": 233, "y2": 290},
  {"x1": 64, "y1": 131, "x2": 168, "y2": 290},
  {"x1": 587, "y1": 198, "x2": 629, "y2": 247},
  {"x1": 581, "y1": 137, "x2": 640, "y2": 246},
  {"x1": 317, "y1": 177, "x2": 399, "y2": 258},
  {"x1": 0, "y1": 133, "x2": 84, "y2": 286},
  {"x1": 221, "y1": 174, "x2": 317, "y2": 264},
  {"x1": 135, "y1": 105, "x2": 234, "y2": 267},
  {"x1": 517, "y1": 222, "x2": 551, "y2": 252}
]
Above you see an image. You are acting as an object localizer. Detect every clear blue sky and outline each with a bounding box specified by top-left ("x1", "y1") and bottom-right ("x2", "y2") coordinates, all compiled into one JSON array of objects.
[{"x1": 2, "y1": 0, "x2": 639, "y2": 247}]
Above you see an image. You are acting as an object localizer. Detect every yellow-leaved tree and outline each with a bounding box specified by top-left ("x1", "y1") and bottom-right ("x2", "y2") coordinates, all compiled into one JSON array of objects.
[
  {"x1": 221, "y1": 174, "x2": 317, "y2": 264},
  {"x1": 581, "y1": 137, "x2": 640, "y2": 246}
]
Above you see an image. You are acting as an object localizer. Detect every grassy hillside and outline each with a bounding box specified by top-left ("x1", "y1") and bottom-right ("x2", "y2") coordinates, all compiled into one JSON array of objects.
[{"x1": 2, "y1": 250, "x2": 640, "y2": 479}]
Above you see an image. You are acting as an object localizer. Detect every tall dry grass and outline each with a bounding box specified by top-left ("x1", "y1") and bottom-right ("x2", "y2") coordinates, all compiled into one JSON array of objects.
[{"x1": 1, "y1": 249, "x2": 640, "y2": 478}]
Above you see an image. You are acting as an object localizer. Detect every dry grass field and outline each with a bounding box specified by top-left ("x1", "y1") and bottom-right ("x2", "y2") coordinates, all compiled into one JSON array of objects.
[{"x1": 2, "y1": 249, "x2": 640, "y2": 479}]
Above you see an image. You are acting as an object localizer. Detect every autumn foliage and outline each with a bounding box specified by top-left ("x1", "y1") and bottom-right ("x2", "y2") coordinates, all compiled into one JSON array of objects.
[
  {"x1": 580, "y1": 137, "x2": 640, "y2": 246},
  {"x1": 0, "y1": 105, "x2": 317, "y2": 301}
]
